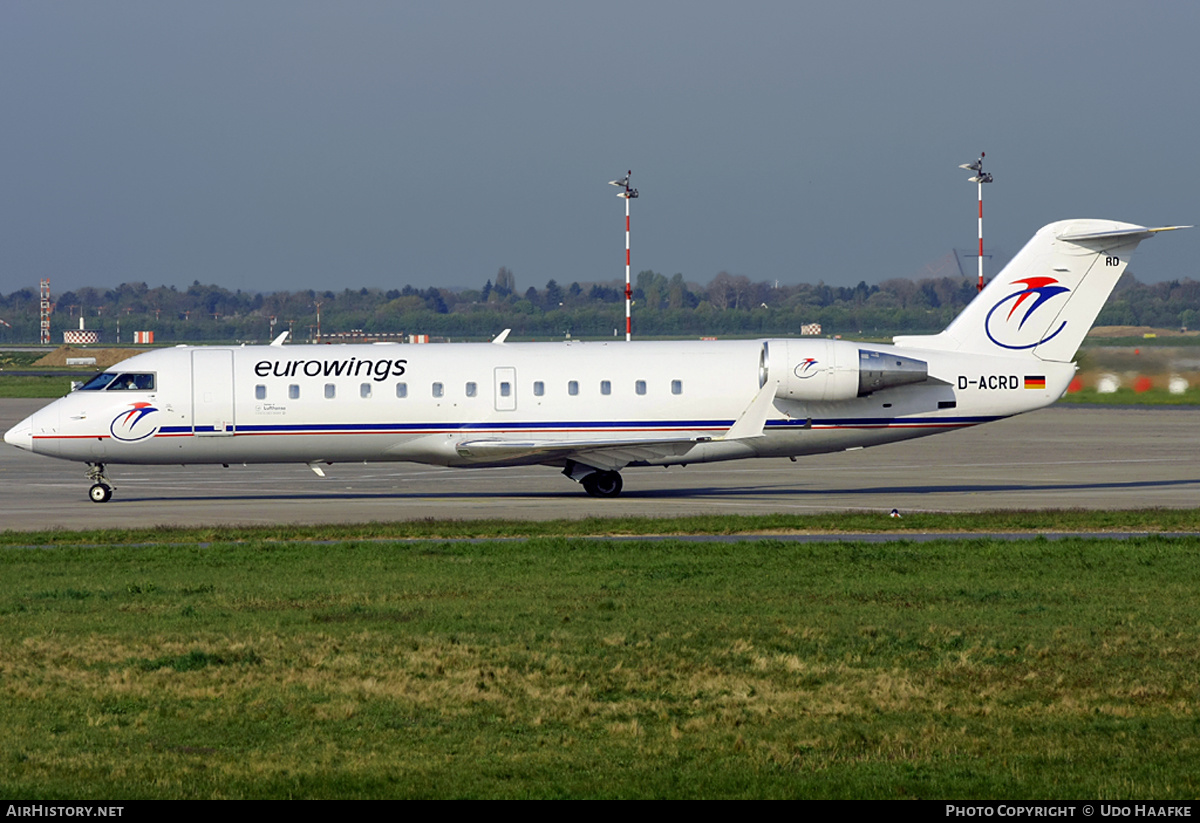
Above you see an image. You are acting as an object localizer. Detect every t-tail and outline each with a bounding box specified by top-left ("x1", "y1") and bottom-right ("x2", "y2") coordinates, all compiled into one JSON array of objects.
[{"x1": 894, "y1": 219, "x2": 1189, "y2": 362}]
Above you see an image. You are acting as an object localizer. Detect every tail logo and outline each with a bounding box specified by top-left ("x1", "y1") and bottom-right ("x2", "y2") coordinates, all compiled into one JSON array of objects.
[
  {"x1": 110, "y1": 402, "x2": 160, "y2": 442},
  {"x1": 984, "y1": 277, "x2": 1071, "y2": 350}
]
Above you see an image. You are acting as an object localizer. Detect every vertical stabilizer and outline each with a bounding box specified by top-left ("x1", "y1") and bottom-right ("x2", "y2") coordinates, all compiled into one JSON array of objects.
[{"x1": 894, "y1": 220, "x2": 1185, "y2": 361}]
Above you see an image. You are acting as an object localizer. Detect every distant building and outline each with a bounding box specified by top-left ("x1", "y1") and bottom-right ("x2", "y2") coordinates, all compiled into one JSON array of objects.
[
  {"x1": 64, "y1": 317, "x2": 100, "y2": 345},
  {"x1": 63, "y1": 330, "x2": 100, "y2": 344},
  {"x1": 801, "y1": 323, "x2": 822, "y2": 336}
]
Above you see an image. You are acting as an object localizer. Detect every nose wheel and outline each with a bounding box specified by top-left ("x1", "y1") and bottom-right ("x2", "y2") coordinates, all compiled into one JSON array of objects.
[{"x1": 85, "y1": 463, "x2": 115, "y2": 503}]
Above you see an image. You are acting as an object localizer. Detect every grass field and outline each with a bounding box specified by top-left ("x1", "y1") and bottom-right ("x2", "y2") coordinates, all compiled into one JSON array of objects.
[
  {"x1": 0, "y1": 374, "x2": 79, "y2": 398},
  {"x1": 2, "y1": 507, "x2": 1200, "y2": 545},
  {"x1": 3, "y1": 528, "x2": 1199, "y2": 799},
  {"x1": 1059, "y1": 386, "x2": 1200, "y2": 406}
]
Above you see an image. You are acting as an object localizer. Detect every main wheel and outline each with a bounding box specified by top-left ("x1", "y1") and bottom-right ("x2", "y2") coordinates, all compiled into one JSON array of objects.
[
  {"x1": 581, "y1": 471, "x2": 623, "y2": 498},
  {"x1": 89, "y1": 483, "x2": 113, "y2": 503}
]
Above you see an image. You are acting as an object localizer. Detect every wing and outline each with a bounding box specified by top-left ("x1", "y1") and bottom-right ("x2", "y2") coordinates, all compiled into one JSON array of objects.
[
  {"x1": 453, "y1": 380, "x2": 780, "y2": 470},
  {"x1": 453, "y1": 434, "x2": 710, "y2": 470}
]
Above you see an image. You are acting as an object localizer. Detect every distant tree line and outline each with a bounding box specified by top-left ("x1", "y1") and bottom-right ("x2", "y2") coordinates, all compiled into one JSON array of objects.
[{"x1": 1, "y1": 267, "x2": 1197, "y2": 344}]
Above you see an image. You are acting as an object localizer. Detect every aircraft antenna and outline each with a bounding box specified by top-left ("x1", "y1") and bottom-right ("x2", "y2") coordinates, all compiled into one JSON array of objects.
[
  {"x1": 958, "y1": 153, "x2": 993, "y2": 292},
  {"x1": 608, "y1": 171, "x2": 639, "y2": 341}
]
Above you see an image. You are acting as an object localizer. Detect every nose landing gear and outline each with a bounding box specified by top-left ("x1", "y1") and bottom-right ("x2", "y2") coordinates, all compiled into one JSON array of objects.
[{"x1": 85, "y1": 463, "x2": 115, "y2": 503}]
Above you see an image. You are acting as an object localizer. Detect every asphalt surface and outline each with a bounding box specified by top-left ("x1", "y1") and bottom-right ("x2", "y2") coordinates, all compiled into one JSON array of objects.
[{"x1": 1, "y1": 398, "x2": 1198, "y2": 531}]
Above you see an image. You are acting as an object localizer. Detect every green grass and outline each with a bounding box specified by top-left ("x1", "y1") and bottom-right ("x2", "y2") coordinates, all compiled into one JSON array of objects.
[
  {"x1": 1060, "y1": 387, "x2": 1200, "y2": 406},
  {"x1": 0, "y1": 350, "x2": 99, "y2": 397},
  {"x1": 3, "y1": 508, "x2": 1200, "y2": 546},
  {"x1": 0, "y1": 351, "x2": 46, "y2": 369},
  {"x1": 0, "y1": 374, "x2": 76, "y2": 398},
  {"x1": 1082, "y1": 336, "x2": 1200, "y2": 347},
  {"x1": 2, "y1": 533, "x2": 1200, "y2": 798}
]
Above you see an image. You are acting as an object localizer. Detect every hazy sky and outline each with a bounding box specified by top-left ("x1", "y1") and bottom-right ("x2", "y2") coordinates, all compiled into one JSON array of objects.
[{"x1": 2, "y1": 1, "x2": 1197, "y2": 295}]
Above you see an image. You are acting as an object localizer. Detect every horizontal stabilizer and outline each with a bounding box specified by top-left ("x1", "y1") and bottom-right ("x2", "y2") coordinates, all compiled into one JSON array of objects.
[{"x1": 1057, "y1": 225, "x2": 1190, "y2": 243}]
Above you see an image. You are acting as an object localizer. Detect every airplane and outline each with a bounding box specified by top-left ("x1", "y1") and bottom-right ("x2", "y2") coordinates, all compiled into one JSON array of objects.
[{"x1": 3, "y1": 218, "x2": 1188, "y2": 503}]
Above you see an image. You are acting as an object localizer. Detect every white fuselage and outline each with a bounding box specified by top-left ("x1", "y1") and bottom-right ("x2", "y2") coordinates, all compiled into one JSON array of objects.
[
  {"x1": 5, "y1": 337, "x2": 1074, "y2": 472},
  {"x1": 5, "y1": 217, "x2": 1172, "y2": 501}
]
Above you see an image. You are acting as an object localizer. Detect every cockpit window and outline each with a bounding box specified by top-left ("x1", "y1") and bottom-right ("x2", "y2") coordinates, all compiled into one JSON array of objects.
[
  {"x1": 77, "y1": 371, "x2": 115, "y2": 391},
  {"x1": 108, "y1": 373, "x2": 155, "y2": 391},
  {"x1": 78, "y1": 372, "x2": 156, "y2": 391},
  {"x1": 78, "y1": 372, "x2": 118, "y2": 391}
]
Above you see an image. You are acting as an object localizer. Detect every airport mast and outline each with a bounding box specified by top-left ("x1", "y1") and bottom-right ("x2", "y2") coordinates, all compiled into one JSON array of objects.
[
  {"x1": 959, "y1": 153, "x2": 993, "y2": 292},
  {"x1": 608, "y1": 171, "x2": 639, "y2": 341},
  {"x1": 39, "y1": 279, "x2": 51, "y2": 345}
]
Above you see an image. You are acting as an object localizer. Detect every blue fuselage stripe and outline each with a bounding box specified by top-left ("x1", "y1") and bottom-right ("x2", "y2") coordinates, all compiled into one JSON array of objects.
[{"x1": 158, "y1": 415, "x2": 1002, "y2": 436}]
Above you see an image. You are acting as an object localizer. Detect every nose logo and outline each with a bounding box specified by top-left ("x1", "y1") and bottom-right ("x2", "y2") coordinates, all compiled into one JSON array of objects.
[{"x1": 110, "y1": 402, "x2": 160, "y2": 442}]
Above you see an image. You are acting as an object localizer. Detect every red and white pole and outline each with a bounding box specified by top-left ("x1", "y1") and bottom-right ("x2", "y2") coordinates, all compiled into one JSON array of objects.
[
  {"x1": 959, "y1": 152, "x2": 992, "y2": 293},
  {"x1": 609, "y1": 171, "x2": 638, "y2": 341},
  {"x1": 624, "y1": 194, "x2": 632, "y2": 341},
  {"x1": 976, "y1": 177, "x2": 984, "y2": 293}
]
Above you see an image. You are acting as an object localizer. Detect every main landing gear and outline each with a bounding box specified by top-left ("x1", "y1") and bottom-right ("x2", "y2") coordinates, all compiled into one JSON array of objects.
[
  {"x1": 86, "y1": 463, "x2": 114, "y2": 503},
  {"x1": 564, "y1": 460, "x2": 624, "y2": 497},
  {"x1": 580, "y1": 470, "x2": 623, "y2": 498}
]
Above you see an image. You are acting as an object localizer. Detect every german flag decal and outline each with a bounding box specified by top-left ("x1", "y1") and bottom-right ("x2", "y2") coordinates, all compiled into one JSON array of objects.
[{"x1": 1024, "y1": 375, "x2": 1047, "y2": 389}]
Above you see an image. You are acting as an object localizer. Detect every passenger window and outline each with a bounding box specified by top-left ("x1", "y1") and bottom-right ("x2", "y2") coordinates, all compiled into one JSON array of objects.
[
  {"x1": 600, "y1": 380, "x2": 611, "y2": 395},
  {"x1": 568, "y1": 380, "x2": 579, "y2": 396},
  {"x1": 360, "y1": 383, "x2": 372, "y2": 398},
  {"x1": 466, "y1": 382, "x2": 477, "y2": 397},
  {"x1": 255, "y1": 385, "x2": 266, "y2": 400},
  {"x1": 636, "y1": 380, "x2": 647, "y2": 395},
  {"x1": 672, "y1": 380, "x2": 682, "y2": 395},
  {"x1": 289, "y1": 385, "x2": 300, "y2": 399},
  {"x1": 533, "y1": 381, "x2": 544, "y2": 397},
  {"x1": 324, "y1": 384, "x2": 336, "y2": 399},
  {"x1": 396, "y1": 382, "x2": 408, "y2": 398},
  {"x1": 500, "y1": 382, "x2": 511, "y2": 397},
  {"x1": 433, "y1": 382, "x2": 444, "y2": 398}
]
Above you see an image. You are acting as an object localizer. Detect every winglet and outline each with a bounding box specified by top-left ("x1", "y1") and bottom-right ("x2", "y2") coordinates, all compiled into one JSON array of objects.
[
  {"x1": 492, "y1": 329, "x2": 511, "y2": 344},
  {"x1": 270, "y1": 331, "x2": 289, "y2": 347},
  {"x1": 720, "y1": 381, "x2": 779, "y2": 441}
]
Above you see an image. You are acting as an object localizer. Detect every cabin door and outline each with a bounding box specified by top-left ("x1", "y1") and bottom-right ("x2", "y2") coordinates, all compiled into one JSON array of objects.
[
  {"x1": 494, "y1": 367, "x2": 517, "y2": 412},
  {"x1": 192, "y1": 349, "x2": 236, "y2": 436}
]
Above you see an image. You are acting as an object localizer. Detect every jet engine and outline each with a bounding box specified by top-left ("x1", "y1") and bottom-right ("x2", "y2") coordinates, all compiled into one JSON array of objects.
[{"x1": 770, "y1": 339, "x2": 928, "y2": 402}]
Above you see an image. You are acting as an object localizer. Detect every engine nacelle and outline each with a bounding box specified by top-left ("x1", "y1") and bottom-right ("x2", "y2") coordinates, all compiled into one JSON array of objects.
[{"x1": 770, "y1": 340, "x2": 928, "y2": 402}]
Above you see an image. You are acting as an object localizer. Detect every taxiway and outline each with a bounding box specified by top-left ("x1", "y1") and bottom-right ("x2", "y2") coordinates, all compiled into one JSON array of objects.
[{"x1": 1, "y1": 399, "x2": 1197, "y2": 531}]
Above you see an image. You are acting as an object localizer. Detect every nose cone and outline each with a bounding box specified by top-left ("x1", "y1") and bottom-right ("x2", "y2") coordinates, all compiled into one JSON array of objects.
[{"x1": 4, "y1": 416, "x2": 33, "y2": 451}]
